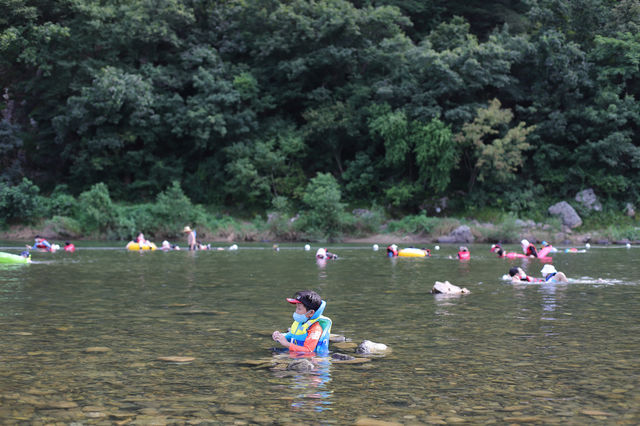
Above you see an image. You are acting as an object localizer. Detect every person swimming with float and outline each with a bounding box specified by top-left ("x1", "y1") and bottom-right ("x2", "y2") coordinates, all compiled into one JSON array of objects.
[
  {"x1": 386, "y1": 244, "x2": 398, "y2": 257},
  {"x1": 521, "y1": 239, "x2": 538, "y2": 257},
  {"x1": 540, "y1": 264, "x2": 568, "y2": 282},
  {"x1": 490, "y1": 243, "x2": 505, "y2": 257},
  {"x1": 272, "y1": 290, "x2": 332, "y2": 354},
  {"x1": 508, "y1": 266, "x2": 542, "y2": 282},
  {"x1": 316, "y1": 248, "x2": 338, "y2": 260}
]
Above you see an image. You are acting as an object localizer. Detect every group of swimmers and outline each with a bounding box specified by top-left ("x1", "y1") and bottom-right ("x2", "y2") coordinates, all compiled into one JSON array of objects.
[{"x1": 25, "y1": 236, "x2": 75, "y2": 254}]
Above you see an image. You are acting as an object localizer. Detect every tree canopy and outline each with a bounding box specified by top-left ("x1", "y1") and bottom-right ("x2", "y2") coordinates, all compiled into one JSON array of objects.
[{"x1": 2, "y1": 0, "x2": 639, "y2": 218}]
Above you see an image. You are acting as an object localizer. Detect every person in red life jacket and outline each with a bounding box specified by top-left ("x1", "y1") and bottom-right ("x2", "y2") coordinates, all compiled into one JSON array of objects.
[
  {"x1": 272, "y1": 290, "x2": 332, "y2": 354},
  {"x1": 31, "y1": 235, "x2": 52, "y2": 251},
  {"x1": 490, "y1": 243, "x2": 505, "y2": 257},
  {"x1": 386, "y1": 244, "x2": 398, "y2": 257},
  {"x1": 457, "y1": 246, "x2": 470, "y2": 260},
  {"x1": 508, "y1": 266, "x2": 541, "y2": 282},
  {"x1": 315, "y1": 248, "x2": 338, "y2": 259},
  {"x1": 64, "y1": 241, "x2": 75, "y2": 252},
  {"x1": 521, "y1": 239, "x2": 538, "y2": 257}
]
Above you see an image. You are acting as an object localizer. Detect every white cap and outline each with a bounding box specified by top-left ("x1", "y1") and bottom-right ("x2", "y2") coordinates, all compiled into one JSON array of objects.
[
  {"x1": 521, "y1": 239, "x2": 529, "y2": 247},
  {"x1": 540, "y1": 264, "x2": 557, "y2": 275},
  {"x1": 316, "y1": 248, "x2": 326, "y2": 257}
]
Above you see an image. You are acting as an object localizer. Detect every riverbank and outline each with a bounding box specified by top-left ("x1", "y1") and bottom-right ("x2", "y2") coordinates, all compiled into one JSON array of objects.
[{"x1": 2, "y1": 217, "x2": 638, "y2": 246}]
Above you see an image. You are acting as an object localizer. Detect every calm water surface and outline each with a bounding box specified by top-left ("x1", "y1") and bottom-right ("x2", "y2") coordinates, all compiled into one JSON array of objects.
[{"x1": 0, "y1": 242, "x2": 638, "y2": 424}]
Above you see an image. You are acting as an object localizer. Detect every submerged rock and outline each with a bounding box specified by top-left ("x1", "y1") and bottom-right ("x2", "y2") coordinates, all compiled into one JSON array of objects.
[
  {"x1": 431, "y1": 281, "x2": 470, "y2": 295},
  {"x1": 286, "y1": 358, "x2": 314, "y2": 372},
  {"x1": 331, "y1": 353, "x2": 356, "y2": 361},
  {"x1": 157, "y1": 356, "x2": 195, "y2": 363},
  {"x1": 356, "y1": 340, "x2": 390, "y2": 355}
]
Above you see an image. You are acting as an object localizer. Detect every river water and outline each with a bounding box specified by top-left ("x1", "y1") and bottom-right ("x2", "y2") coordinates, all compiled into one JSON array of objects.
[{"x1": 0, "y1": 242, "x2": 638, "y2": 424}]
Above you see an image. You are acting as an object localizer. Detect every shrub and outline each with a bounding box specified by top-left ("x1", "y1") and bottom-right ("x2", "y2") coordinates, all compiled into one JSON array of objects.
[
  {"x1": 386, "y1": 213, "x2": 441, "y2": 234},
  {"x1": 350, "y1": 207, "x2": 385, "y2": 236},
  {"x1": 154, "y1": 181, "x2": 207, "y2": 237},
  {"x1": 0, "y1": 178, "x2": 41, "y2": 226},
  {"x1": 43, "y1": 216, "x2": 82, "y2": 238},
  {"x1": 45, "y1": 186, "x2": 77, "y2": 217},
  {"x1": 75, "y1": 183, "x2": 117, "y2": 235},
  {"x1": 297, "y1": 173, "x2": 350, "y2": 241}
]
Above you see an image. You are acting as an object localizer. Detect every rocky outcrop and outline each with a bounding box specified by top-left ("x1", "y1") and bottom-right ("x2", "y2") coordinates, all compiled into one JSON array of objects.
[
  {"x1": 548, "y1": 201, "x2": 582, "y2": 228},
  {"x1": 575, "y1": 188, "x2": 602, "y2": 211},
  {"x1": 437, "y1": 225, "x2": 474, "y2": 243}
]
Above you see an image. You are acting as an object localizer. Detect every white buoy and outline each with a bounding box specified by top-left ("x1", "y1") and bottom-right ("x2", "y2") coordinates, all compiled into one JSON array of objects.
[
  {"x1": 434, "y1": 245, "x2": 440, "y2": 251},
  {"x1": 372, "y1": 244, "x2": 379, "y2": 251},
  {"x1": 585, "y1": 243, "x2": 591, "y2": 249},
  {"x1": 304, "y1": 244, "x2": 311, "y2": 251},
  {"x1": 228, "y1": 244, "x2": 238, "y2": 251},
  {"x1": 626, "y1": 243, "x2": 631, "y2": 249}
]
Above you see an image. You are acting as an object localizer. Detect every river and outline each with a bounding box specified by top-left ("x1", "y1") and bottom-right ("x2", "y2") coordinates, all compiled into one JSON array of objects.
[{"x1": 0, "y1": 242, "x2": 638, "y2": 424}]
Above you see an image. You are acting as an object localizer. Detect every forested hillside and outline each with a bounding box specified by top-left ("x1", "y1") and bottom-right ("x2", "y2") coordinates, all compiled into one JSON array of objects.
[{"x1": 2, "y1": 0, "x2": 639, "y2": 225}]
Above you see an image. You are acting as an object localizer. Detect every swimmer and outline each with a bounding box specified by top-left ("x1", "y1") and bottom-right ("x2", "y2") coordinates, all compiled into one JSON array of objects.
[
  {"x1": 457, "y1": 246, "x2": 470, "y2": 260},
  {"x1": 540, "y1": 264, "x2": 568, "y2": 283},
  {"x1": 521, "y1": 239, "x2": 538, "y2": 257},
  {"x1": 508, "y1": 266, "x2": 541, "y2": 282},
  {"x1": 490, "y1": 243, "x2": 505, "y2": 257}
]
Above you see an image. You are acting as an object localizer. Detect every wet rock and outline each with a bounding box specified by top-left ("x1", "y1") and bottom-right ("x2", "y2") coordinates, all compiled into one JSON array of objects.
[
  {"x1": 613, "y1": 238, "x2": 631, "y2": 245},
  {"x1": 437, "y1": 225, "x2": 474, "y2": 243},
  {"x1": 548, "y1": 201, "x2": 582, "y2": 228},
  {"x1": 331, "y1": 357, "x2": 371, "y2": 364},
  {"x1": 575, "y1": 188, "x2": 602, "y2": 211},
  {"x1": 354, "y1": 416, "x2": 402, "y2": 426},
  {"x1": 286, "y1": 359, "x2": 314, "y2": 372},
  {"x1": 84, "y1": 346, "x2": 111, "y2": 353},
  {"x1": 332, "y1": 341, "x2": 358, "y2": 350},
  {"x1": 431, "y1": 281, "x2": 470, "y2": 295},
  {"x1": 157, "y1": 356, "x2": 195, "y2": 363},
  {"x1": 331, "y1": 353, "x2": 355, "y2": 361},
  {"x1": 503, "y1": 416, "x2": 543, "y2": 423},
  {"x1": 582, "y1": 409, "x2": 613, "y2": 417},
  {"x1": 329, "y1": 334, "x2": 348, "y2": 342},
  {"x1": 529, "y1": 390, "x2": 554, "y2": 397},
  {"x1": 356, "y1": 340, "x2": 390, "y2": 355},
  {"x1": 42, "y1": 400, "x2": 78, "y2": 409}
]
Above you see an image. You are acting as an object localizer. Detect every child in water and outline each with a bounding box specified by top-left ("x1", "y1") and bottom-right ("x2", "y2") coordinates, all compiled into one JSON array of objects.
[{"x1": 272, "y1": 290, "x2": 332, "y2": 354}]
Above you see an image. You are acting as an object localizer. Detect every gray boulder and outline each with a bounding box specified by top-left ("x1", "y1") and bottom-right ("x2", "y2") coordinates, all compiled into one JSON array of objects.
[
  {"x1": 625, "y1": 203, "x2": 636, "y2": 217},
  {"x1": 356, "y1": 340, "x2": 390, "y2": 355},
  {"x1": 575, "y1": 189, "x2": 602, "y2": 211},
  {"x1": 431, "y1": 281, "x2": 470, "y2": 295},
  {"x1": 548, "y1": 201, "x2": 583, "y2": 228},
  {"x1": 437, "y1": 225, "x2": 474, "y2": 243}
]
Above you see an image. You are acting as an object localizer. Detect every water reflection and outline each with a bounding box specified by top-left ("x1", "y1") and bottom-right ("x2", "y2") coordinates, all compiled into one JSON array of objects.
[{"x1": 271, "y1": 354, "x2": 333, "y2": 412}]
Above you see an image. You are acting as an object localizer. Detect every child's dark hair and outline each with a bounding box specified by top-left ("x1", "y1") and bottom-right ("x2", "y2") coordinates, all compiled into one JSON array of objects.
[
  {"x1": 293, "y1": 290, "x2": 322, "y2": 311},
  {"x1": 508, "y1": 267, "x2": 519, "y2": 277}
]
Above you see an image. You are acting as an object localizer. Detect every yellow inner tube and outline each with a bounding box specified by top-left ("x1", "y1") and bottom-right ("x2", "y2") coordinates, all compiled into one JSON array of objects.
[
  {"x1": 398, "y1": 248, "x2": 427, "y2": 257},
  {"x1": 126, "y1": 242, "x2": 157, "y2": 251}
]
